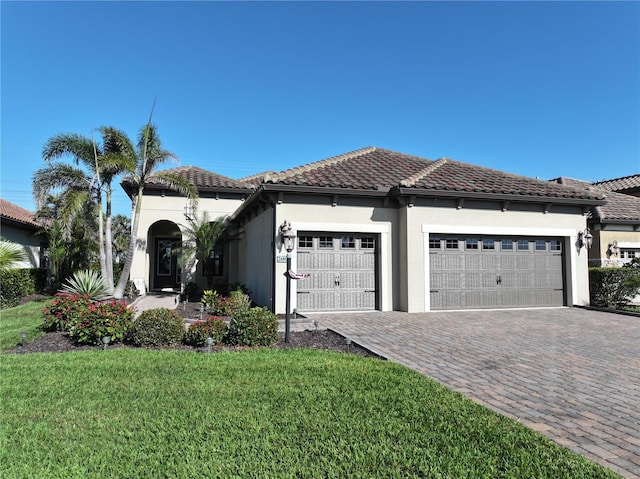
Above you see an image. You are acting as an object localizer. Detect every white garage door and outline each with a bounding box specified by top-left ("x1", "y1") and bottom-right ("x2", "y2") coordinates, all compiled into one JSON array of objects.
[
  {"x1": 296, "y1": 234, "x2": 377, "y2": 312},
  {"x1": 429, "y1": 236, "x2": 565, "y2": 310}
]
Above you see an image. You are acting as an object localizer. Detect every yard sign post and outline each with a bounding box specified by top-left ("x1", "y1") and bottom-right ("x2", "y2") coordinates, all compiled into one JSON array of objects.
[{"x1": 280, "y1": 221, "x2": 297, "y2": 343}]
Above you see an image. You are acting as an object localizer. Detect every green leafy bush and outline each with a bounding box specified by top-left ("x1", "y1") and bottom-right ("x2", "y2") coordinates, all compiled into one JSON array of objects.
[
  {"x1": 42, "y1": 293, "x2": 93, "y2": 332},
  {"x1": 589, "y1": 267, "x2": 640, "y2": 308},
  {"x1": 200, "y1": 289, "x2": 219, "y2": 313},
  {"x1": 42, "y1": 293, "x2": 133, "y2": 345},
  {"x1": 0, "y1": 268, "x2": 36, "y2": 309},
  {"x1": 184, "y1": 316, "x2": 227, "y2": 346},
  {"x1": 126, "y1": 308, "x2": 185, "y2": 347},
  {"x1": 225, "y1": 307, "x2": 279, "y2": 347},
  {"x1": 69, "y1": 300, "x2": 134, "y2": 345},
  {"x1": 60, "y1": 269, "x2": 110, "y2": 300}
]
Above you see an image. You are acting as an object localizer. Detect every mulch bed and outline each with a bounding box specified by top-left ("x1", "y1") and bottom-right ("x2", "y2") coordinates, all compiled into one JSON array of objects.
[
  {"x1": 6, "y1": 297, "x2": 381, "y2": 358},
  {"x1": 6, "y1": 330, "x2": 381, "y2": 358}
]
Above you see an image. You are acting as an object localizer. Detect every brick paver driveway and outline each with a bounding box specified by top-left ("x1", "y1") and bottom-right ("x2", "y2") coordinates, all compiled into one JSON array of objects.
[{"x1": 309, "y1": 308, "x2": 640, "y2": 478}]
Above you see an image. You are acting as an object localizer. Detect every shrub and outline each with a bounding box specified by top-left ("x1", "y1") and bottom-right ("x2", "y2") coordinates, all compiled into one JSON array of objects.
[
  {"x1": 42, "y1": 293, "x2": 93, "y2": 332},
  {"x1": 0, "y1": 268, "x2": 36, "y2": 309},
  {"x1": 201, "y1": 289, "x2": 219, "y2": 313},
  {"x1": 589, "y1": 267, "x2": 640, "y2": 309},
  {"x1": 184, "y1": 316, "x2": 227, "y2": 347},
  {"x1": 126, "y1": 308, "x2": 185, "y2": 347},
  {"x1": 69, "y1": 300, "x2": 134, "y2": 345},
  {"x1": 60, "y1": 270, "x2": 111, "y2": 300},
  {"x1": 225, "y1": 307, "x2": 279, "y2": 347}
]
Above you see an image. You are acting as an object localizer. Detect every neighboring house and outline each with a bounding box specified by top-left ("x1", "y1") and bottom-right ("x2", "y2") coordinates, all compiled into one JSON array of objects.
[
  {"x1": 552, "y1": 176, "x2": 640, "y2": 267},
  {"x1": 593, "y1": 174, "x2": 640, "y2": 198},
  {"x1": 0, "y1": 199, "x2": 46, "y2": 268},
  {"x1": 124, "y1": 147, "x2": 606, "y2": 313}
]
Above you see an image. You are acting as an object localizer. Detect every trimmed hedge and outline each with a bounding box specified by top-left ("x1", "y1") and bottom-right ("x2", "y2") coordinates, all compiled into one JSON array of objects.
[
  {"x1": 184, "y1": 316, "x2": 227, "y2": 346},
  {"x1": 0, "y1": 269, "x2": 36, "y2": 309},
  {"x1": 589, "y1": 267, "x2": 640, "y2": 308},
  {"x1": 225, "y1": 307, "x2": 279, "y2": 347},
  {"x1": 126, "y1": 308, "x2": 185, "y2": 347}
]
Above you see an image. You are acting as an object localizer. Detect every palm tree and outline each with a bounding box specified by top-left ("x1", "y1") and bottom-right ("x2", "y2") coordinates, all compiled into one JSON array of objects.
[
  {"x1": 35, "y1": 128, "x2": 136, "y2": 293},
  {"x1": 112, "y1": 120, "x2": 198, "y2": 299},
  {"x1": 111, "y1": 214, "x2": 131, "y2": 265},
  {"x1": 176, "y1": 212, "x2": 226, "y2": 290}
]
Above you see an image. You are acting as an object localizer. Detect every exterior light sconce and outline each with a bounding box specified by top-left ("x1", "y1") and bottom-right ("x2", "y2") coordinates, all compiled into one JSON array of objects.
[
  {"x1": 184, "y1": 200, "x2": 194, "y2": 220},
  {"x1": 577, "y1": 228, "x2": 593, "y2": 250},
  {"x1": 102, "y1": 336, "x2": 111, "y2": 351}
]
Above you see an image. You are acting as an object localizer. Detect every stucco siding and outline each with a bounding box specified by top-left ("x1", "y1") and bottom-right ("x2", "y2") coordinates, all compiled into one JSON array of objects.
[
  {"x1": 239, "y1": 208, "x2": 274, "y2": 308},
  {"x1": 130, "y1": 194, "x2": 244, "y2": 293}
]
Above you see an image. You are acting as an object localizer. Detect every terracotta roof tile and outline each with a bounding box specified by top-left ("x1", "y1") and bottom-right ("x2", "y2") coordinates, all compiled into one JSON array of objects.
[
  {"x1": 0, "y1": 199, "x2": 42, "y2": 229},
  {"x1": 265, "y1": 147, "x2": 433, "y2": 189},
  {"x1": 550, "y1": 177, "x2": 640, "y2": 222},
  {"x1": 146, "y1": 166, "x2": 254, "y2": 190},
  {"x1": 593, "y1": 174, "x2": 640, "y2": 194}
]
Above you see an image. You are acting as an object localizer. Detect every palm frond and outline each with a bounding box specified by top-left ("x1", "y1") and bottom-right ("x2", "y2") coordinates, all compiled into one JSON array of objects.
[
  {"x1": 42, "y1": 133, "x2": 96, "y2": 168},
  {"x1": 0, "y1": 239, "x2": 29, "y2": 271},
  {"x1": 32, "y1": 163, "x2": 92, "y2": 208},
  {"x1": 153, "y1": 172, "x2": 200, "y2": 209}
]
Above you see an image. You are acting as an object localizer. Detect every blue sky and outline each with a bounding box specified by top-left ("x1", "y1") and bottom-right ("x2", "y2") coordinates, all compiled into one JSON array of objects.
[{"x1": 2, "y1": 1, "x2": 639, "y2": 218}]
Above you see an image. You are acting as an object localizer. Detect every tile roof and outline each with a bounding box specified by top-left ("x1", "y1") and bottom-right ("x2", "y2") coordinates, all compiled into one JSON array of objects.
[
  {"x1": 0, "y1": 199, "x2": 42, "y2": 229},
  {"x1": 592, "y1": 174, "x2": 640, "y2": 194},
  {"x1": 263, "y1": 147, "x2": 604, "y2": 201},
  {"x1": 551, "y1": 177, "x2": 640, "y2": 223},
  {"x1": 144, "y1": 166, "x2": 254, "y2": 191}
]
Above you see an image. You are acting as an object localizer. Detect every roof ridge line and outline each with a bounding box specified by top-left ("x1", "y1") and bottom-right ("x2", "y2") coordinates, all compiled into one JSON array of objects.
[
  {"x1": 264, "y1": 146, "x2": 377, "y2": 183},
  {"x1": 400, "y1": 157, "x2": 449, "y2": 187}
]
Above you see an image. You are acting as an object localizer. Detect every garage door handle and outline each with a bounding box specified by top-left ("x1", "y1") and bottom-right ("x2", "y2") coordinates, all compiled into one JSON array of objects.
[
  {"x1": 334, "y1": 275, "x2": 340, "y2": 286},
  {"x1": 496, "y1": 275, "x2": 502, "y2": 285}
]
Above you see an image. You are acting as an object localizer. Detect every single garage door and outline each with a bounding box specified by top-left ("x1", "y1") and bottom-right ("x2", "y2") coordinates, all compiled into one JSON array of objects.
[
  {"x1": 296, "y1": 233, "x2": 377, "y2": 312},
  {"x1": 429, "y1": 236, "x2": 565, "y2": 310}
]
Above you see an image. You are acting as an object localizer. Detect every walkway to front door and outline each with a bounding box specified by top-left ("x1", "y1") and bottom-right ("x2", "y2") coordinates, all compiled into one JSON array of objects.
[{"x1": 308, "y1": 308, "x2": 640, "y2": 479}]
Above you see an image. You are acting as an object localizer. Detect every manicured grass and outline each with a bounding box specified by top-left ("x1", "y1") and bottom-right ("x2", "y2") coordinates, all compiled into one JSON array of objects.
[
  {"x1": 1, "y1": 349, "x2": 617, "y2": 478},
  {"x1": 0, "y1": 297, "x2": 50, "y2": 351}
]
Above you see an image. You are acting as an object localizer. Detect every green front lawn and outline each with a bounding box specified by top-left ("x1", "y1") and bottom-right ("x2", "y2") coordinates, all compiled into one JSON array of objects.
[
  {"x1": 0, "y1": 297, "x2": 50, "y2": 351},
  {"x1": 1, "y1": 348, "x2": 617, "y2": 478}
]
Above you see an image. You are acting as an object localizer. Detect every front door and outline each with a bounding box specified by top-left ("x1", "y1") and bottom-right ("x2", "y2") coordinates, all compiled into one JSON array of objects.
[{"x1": 154, "y1": 238, "x2": 179, "y2": 290}]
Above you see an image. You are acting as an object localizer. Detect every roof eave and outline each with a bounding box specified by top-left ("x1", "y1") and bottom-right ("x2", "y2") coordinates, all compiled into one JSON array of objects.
[{"x1": 394, "y1": 187, "x2": 606, "y2": 206}]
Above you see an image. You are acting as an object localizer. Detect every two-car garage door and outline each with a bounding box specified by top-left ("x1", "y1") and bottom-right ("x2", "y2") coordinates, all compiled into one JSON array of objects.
[{"x1": 429, "y1": 235, "x2": 565, "y2": 310}]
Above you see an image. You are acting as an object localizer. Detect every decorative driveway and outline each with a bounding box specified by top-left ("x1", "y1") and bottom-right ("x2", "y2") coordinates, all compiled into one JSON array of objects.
[{"x1": 308, "y1": 308, "x2": 640, "y2": 479}]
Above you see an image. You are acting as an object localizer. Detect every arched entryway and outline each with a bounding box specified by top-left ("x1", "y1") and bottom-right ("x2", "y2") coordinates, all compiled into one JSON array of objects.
[{"x1": 148, "y1": 220, "x2": 181, "y2": 292}]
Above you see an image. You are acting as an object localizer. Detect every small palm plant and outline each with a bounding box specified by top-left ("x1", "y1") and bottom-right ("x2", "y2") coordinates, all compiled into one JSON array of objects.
[
  {"x1": 60, "y1": 269, "x2": 111, "y2": 300},
  {"x1": 0, "y1": 239, "x2": 28, "y2": 271}
]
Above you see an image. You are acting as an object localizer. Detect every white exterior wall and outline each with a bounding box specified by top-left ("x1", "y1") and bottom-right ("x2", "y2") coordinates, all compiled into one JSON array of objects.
[
  {"x1": 239, "y1": 208, "x2": 274, "y2": 308},
  {"x1": 406, "y1": 206, "x2": 590, "y2": 312},
  {"x1": 130, "y1": 194, "x2": 244, "y2": 293}
]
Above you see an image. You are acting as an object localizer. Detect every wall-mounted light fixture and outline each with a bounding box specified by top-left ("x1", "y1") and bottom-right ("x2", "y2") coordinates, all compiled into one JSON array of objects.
[{"x1": 577, "y1": 228, "x2": 593, "y2": 249}]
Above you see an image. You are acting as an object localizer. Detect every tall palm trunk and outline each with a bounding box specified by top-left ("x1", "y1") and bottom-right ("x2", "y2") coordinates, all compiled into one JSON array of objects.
[
  {"x1": 113, "y1": 188, "x2": 142, "y2": 299},
  {"x1": 104, "y1": 184, "x2": 115, "y2": 293}
]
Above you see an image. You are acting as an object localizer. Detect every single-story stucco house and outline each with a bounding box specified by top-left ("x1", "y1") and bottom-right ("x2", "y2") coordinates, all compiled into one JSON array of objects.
[
  {"x1": 552, "y1": 175, "x2": 640, "y2": 267},
  {"x1": 123, "y1": 147, "x2": 608, "y2": 314},
  {"x1": 0, "y1": 199, "x2": 47, "y2": 269}
]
